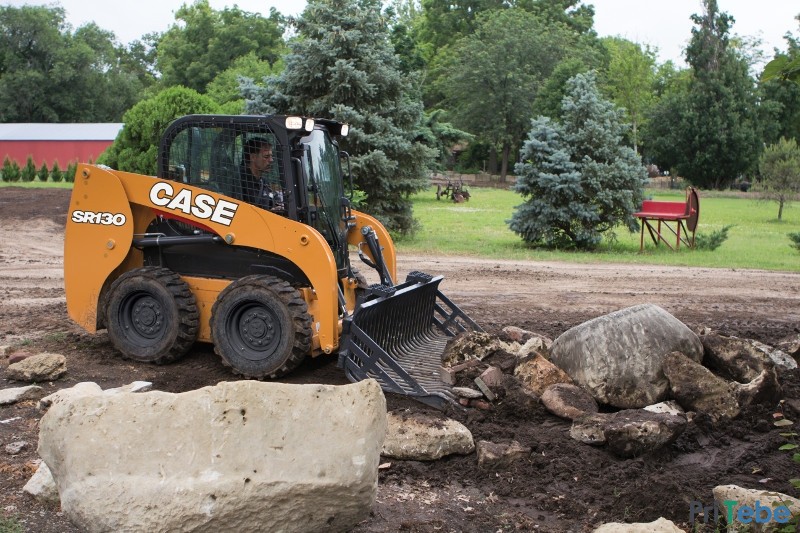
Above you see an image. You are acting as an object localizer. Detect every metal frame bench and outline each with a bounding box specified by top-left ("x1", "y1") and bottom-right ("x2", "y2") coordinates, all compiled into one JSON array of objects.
[{"x1": 633, "y1": 187, "x2": 699, "y2": 251}]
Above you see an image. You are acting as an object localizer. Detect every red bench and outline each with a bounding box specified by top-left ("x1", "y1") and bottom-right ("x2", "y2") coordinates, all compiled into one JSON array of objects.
[{"x1": 633, "y1": 187, "x2": 699, "y2": 251}]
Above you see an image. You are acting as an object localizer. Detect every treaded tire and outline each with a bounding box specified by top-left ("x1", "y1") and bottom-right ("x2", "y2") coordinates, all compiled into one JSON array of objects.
[
  {"x1": 210, "y1": 275, "x2": 312, "y2": 378},
  {"x1": 106, "y1": 267, "x2": 199, "y2": 364}
]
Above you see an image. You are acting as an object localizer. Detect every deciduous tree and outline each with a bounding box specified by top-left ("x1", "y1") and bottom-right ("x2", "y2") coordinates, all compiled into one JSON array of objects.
[
  {"x1": 156, "y1": 0, "x2": 285, "y2": 94},
  {"x1": 98, "y1": 87, "x2": 220, "y2": 175},
  {"x1": 439, "y1": 8, "x2": 573, "y2": 179},
  {"x1": 759, "y1": 137, "x2": 800, "y2": 220}
]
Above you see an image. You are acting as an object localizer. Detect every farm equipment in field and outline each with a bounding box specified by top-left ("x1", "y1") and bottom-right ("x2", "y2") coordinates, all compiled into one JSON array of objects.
[
  {"x1": 64, "y1": 114, "x2": 481, "y2": 409},
  {"x1": 436, "y1": 179, "x2": 471, "y2": 203}
]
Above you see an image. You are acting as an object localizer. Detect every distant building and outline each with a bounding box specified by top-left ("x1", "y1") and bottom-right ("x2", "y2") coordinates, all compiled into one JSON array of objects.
[{"x1": 0, "y1": 123, "x2": 123, "y2": 167}]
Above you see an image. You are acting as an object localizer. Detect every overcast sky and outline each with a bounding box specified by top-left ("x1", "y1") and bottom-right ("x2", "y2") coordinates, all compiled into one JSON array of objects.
[{"x1": 6, "y1": 0, "x2": 800, "y2": 67}]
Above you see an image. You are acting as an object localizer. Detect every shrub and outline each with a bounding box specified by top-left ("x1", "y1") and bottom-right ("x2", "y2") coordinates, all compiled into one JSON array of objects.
[
  {"x1": 20, "y1": 156, "x2": 36, "y2": 182},
  {"x1": 789, "y1": 232, "x2": 800, "y2": 252},
  {"x1": 50, "y1": 161, "x2": 63, "y2": 183},
  {"x1": 64, "y1": 162, "x2": 77, "y2": 183},
  {"x1": 1, "y1": 157, "x2": 20, "y2": 182},
  {"x1": 694, "y1": 224, "x2": 733, "y2": 251},
  {"x1": 37, "y1": 162, "x2": 49, "y2": 182}
]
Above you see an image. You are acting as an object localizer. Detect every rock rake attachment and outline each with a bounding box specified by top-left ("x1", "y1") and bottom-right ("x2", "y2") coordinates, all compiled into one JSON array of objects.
[{"x1": 338, "y1": 271, "x2": 482, "y2": 409}]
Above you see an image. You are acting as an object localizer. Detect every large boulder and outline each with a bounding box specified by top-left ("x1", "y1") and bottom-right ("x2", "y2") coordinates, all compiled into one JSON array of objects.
[
  {"x1": 702, "y1": 334, "x2": 782, "y2": 404},
  {"x1": 603, "y1": 410, "x2": 687, "y2": 458},
  {"x1": 549, "y1": 304, "x2": 703, "y2": 408},
  {"x1": 662, "y1": 351, "x2": 740, "y2": 422},
  {"x1": 38, "y1": 380, "x2": 387, "y2": 533}
]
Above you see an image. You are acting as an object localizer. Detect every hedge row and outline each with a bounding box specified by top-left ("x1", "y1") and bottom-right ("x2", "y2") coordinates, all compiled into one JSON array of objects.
[{"x1": 1, "y1": 156, "x2": 77, "y2": 183}]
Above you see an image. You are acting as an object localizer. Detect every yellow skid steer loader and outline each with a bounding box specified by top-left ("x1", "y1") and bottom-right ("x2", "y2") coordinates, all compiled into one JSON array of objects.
[{"x1": 64, "y1": 115, "x2": 481, "y2": 408}]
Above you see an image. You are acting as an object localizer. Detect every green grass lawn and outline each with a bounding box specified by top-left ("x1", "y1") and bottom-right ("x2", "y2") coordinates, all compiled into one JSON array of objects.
[
  {"x1": 5, "y1": 180, "x2": 798, "y2": 272},
  {"x1": 398, "y1": 187, "x2": 800, "y2": 272}
]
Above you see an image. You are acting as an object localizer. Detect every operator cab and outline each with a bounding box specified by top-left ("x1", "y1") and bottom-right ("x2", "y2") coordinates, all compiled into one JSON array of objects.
[{"x1": 147, "y1": 114, "x2": 352, "y2": 281}]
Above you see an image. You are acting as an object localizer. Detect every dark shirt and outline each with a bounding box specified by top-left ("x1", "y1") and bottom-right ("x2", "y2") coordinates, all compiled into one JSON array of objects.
[{"x1": 239, "y1": 164, "x2": 284, "y2": 211}]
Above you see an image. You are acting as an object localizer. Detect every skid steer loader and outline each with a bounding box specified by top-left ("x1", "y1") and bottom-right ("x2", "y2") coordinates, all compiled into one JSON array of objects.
[{"x1": 64, "y1": 114, "x2": 481, "y2": 408}]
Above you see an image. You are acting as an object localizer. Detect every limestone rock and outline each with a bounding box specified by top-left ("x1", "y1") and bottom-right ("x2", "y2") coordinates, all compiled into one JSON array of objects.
[
  {"x1": 643, "y1": 401, "x2": 685, "y2": 417},
  {"x1": 603, "y1": 410, "x2": 687, "y2": 458},
  {"x1": 540, "y1": 383, "x2": 598, "y2": 420},
  {"x1": 702, "y1": 334, "x2": 778, "y2": 382},
  {"x1": 749, "y1": 339, "x2": 797, "y2": 370},
  {"x1": 570, "y1": 414, "x2": 609, "y2": 446},
  {"x1": 730, "y1": 368, "x2": 783, "y2": 407},
  {"x1": 104, "y1": 381, "x2": 154, "y2": 394},
  {"x1": 6, "y1": 353, "x2": 66, "y2": 382},
  {"x1": 0, "y1": 385, "x2": 43, "y2": 406},
  {"x1": 38, "y1": 380, "x2": 387, "y2": 533},
  {"x1": 549, "y1": 304, "x2": 702, "y2": 408},
  {"x1": 514, "y1": 355, "x2": 573, "y2": 397},
  {"x1": 38, "y1": 382, "x2": 103, "y2": 412},
  {"x1": 383, "y1": 410, "x2": 474, "y2": 460},
  {"x1": 593, "y1": 517, "x2": 685, "y2": 532},
  {"x1": 23, "y1": 462, "x2": 60, "y2": 505},
  {"x1": 502, "y1": 326, "x2": 553, "y2": 349},
  {"x1": 663, "y1": 351, "x2": 740, "y2": 422},
  {"x1": 5, "y1": 441, "x2": 27, "y2": 455},
  {"x1": 443, "y1": 332, "x2": 504, "y2": 366},
  {"x1": 476, "y1": 440, "x2": 531, "y2": 470},
  {"x1": 775, "y1": 333, "x2": 800, "y2": 359},
  {"x1": 712, "y1": 485, "x2": 800, "y2": 531}
]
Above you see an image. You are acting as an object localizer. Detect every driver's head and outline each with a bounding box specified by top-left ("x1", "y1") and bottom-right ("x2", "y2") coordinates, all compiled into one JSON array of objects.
[{"x1": 244, "y1": 137, "x2": 273, "y2": 176}]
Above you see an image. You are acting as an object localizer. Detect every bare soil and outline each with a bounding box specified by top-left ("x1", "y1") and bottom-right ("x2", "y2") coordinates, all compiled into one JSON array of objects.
[{"x1": 0, "y1": 186, "x2": 799, "y2": 532}]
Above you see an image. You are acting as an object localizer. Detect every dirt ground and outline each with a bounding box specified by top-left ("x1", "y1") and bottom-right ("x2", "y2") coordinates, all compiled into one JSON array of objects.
[{"x1": 1, "y1": 186, "x2": 799, "y2": 532}]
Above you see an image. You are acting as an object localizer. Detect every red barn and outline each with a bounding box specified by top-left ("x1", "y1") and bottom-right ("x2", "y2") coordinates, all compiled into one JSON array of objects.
[{"x1": 0, "y1": 123, "x2": 123, "y2": 167}]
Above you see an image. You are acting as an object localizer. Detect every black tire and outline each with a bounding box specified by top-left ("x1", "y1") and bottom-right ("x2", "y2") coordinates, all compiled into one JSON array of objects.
[
  {"x1": 210, "y1": 275, "x2": 312, "y2": 378},
  {"x1": 106, "y1": 267, "x2": 199, "y2": 364}
]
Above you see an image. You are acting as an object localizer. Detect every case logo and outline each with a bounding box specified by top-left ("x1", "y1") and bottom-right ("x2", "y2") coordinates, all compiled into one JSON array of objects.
[{"x1": 149, "y1": 182, "x2": 239, "y2": 226}]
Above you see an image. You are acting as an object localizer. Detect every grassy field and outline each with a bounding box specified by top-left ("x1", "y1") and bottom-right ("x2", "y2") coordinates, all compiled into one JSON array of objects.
[
  {"x1": 4, "y1": 180, "x2": 798, "y2": 272},
  {"x1": 0, "y1": 180, "x2": 73, "y2": 189},
  {"x1": 397, "y1": 187, "x2": 800, "y2": 272}
]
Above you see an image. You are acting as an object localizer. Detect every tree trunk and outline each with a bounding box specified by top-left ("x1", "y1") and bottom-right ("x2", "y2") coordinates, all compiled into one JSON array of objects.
[
  {"x1": 488, "y1": 148, "x2": 498, "y2": 175},
  {"x1": 778, "y1": 197, "x2": 784, "y2": 220},
  {"x1": 500, "y1": 142, "x2": 510, "y2": 180}
]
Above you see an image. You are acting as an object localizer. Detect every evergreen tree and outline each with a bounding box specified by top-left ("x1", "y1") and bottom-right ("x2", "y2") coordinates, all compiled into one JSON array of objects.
[
  {"x1": 646, "y1": 0, "x2": 760, "y2": 189},
  {"x1": 1, "y1": 156, "x2": 19, "y2": 182},
  {"x1": 37, "y1": 162, "x2": 49, "y2": 182},
  {"x1": 50, "y1": 161, "x2": 62, "y2": 183},
  {"x1": 509, "y1": 72, "x2": 646, "y2": 249},
  {"x1": 20, "y1": 156, "x2": 36, "y2": 182},
  {"x1": 242, "y1": 0, "x2": 435, "y2": 235}
]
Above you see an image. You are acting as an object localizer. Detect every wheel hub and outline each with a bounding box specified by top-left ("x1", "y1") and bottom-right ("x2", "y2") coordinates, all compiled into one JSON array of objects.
[
  {"x1": 240, "y1": 309, "x2": 276, "y2": 347},
  {"x1": 130, "y1": 295, "x2": 163, "y2": 339}
]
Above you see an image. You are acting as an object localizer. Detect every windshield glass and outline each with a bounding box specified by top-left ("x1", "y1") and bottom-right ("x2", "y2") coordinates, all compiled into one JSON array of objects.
[{"x1": 302, "y1": 128, "x2": 346, "y2": 269}]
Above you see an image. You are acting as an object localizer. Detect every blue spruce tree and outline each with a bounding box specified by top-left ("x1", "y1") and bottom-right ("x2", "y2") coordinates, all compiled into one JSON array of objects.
[
  {"x1": 241, "y1": 0, "x2": 435, "y2": 234},
  {"x1": 509, "y1": 72, "x2": 646, "y2": 249}
]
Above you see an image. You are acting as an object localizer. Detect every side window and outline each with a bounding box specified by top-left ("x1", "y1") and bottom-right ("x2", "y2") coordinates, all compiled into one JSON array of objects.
[{"x1": 165, "y1": 121, "x2": 283, "y2": 205}]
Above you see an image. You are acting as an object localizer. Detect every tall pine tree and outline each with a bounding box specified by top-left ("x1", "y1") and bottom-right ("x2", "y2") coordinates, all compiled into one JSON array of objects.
[
  {"x1": 242, "y1": 0, "x2": 435, "y2": 235},
  {"x1": 646, "y1": 0, "x2": 760, "y2": 189},
  {"x1": 509, "y1": 72, "x2": 646, "y2": 249}
]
